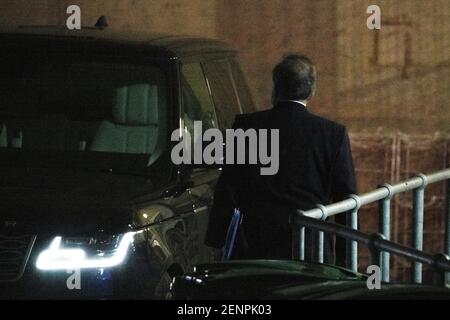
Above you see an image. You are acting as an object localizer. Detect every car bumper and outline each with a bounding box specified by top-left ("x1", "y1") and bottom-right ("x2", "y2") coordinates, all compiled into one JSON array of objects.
[{"x1": 0, "y1": 243, "x2": 162, "y2": 299}]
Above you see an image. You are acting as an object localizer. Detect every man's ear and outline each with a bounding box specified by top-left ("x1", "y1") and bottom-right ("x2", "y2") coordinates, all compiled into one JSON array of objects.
[
  {"x1": 310, "y1": 82, "x2": 317, "y2": 98},
  {"x1": 310, "y1": 70, "x2": 317, "y2": 97}
]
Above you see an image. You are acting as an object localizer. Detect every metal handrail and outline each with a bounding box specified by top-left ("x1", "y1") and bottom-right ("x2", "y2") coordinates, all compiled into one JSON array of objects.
[
  {"x1": 289, "y1": 215, "x2": 450, "y2": 287},
  {"x1": 290, "y1": 168, "x2": 450, "y2": 285}
]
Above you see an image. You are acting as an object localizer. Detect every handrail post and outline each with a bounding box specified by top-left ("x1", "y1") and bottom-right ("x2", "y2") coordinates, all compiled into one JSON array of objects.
[
  {"x1": 446, "y1": 180, "x2": 450, "y2": 285},
  {"x1": 379, "y1": 184, "x2": 393, "y2": 283},
  {"x1": 369, "y1": 233, "x2": 385, "y2": 267},
  {"x1": 290, "y1": 213, "x2": 306, "y2": 261},
  {"x1": 299, "y1": 226, "x2": 305, "y2": 261},
  {"x1": 315, "y1": 204, "x2": 328, "y2": 263},
  {"x1": 412, "y1": 173, "x2": 427, "y2": 284},
  {"x1": 347, "y1": 194, "x2": 360, "y2": 272},
  {"x1": 315, "y1": 231, "x2": 324, "y2": 263}
]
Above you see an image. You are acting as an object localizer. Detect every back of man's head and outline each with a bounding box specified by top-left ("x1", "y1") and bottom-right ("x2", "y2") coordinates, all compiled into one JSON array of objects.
[{"x1": 272, "y1": 54, "x2": 316, "y2": 102}]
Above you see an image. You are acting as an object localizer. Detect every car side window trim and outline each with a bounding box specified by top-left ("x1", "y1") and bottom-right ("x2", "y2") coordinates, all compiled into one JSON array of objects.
[
  {"x1": 225, "y1": 59, "x2": 243, "y2": 114},
  {"x1": 200, "y1": 62, "x2": 220, "y2": 128},
  {"x1": 202, "y1": 59, "x2": 242, "y2": 130},
  {"x1": 180, "y1": 61, "x2": 219, "y2": 133}
]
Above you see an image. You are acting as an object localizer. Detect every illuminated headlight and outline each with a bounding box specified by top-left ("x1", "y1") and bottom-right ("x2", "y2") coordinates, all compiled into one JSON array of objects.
[{"x1": 36, "y1": 231, "x2": 139, "y2": 270}]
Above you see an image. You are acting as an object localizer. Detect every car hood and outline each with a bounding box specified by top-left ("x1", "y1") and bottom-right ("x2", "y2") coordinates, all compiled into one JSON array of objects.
[
  {"x1": 172, "y1": 260, "x2": 367, "y2": 299},
  {"x1": 172, "y1": 260, "x2": 450, "y2": 300},
  {"x1": 0, "y1": 167, "x2": 157, "y2": 235}
]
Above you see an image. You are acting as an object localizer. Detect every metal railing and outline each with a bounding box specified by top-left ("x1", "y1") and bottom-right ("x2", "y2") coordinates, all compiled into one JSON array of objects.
[{"x1": 290, "y1": 168, "x2": 450, "y2": 286}]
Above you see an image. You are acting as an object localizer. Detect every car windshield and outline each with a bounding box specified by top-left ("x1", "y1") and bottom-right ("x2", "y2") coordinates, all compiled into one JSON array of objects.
[{"x1": 0, "y1": 47, "x2": 168, "y2": 176}]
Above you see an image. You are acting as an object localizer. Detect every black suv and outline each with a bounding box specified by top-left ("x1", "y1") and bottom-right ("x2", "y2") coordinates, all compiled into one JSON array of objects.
[{"x1": 0, "y1": 27, "x2": 254, "y2": 299}]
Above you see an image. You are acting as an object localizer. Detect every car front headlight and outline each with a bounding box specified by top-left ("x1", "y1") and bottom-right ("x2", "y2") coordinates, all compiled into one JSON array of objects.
[{"x1": 36, "y1": 231, "x2": 140, "y2": 270}]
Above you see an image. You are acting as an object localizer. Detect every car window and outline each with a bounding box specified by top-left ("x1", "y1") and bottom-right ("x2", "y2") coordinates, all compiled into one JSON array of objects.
[
  {"x1": 228, "y1": 58, "x2": 255, "y2": 114},
  {"x1": 0, "y1": 50, "x2": 169, "y2": 175},
  {"x1": 203, "y1": 59, "x2": 241, "y2": 130},
  {"x1": 181, "y1": 63, "x2": 218, "y2": 134}
]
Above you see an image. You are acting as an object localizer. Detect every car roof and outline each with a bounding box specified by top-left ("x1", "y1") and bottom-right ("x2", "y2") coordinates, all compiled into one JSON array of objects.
[{"x1": 0, "y1": 26, "x2": 236, "y2": 59}]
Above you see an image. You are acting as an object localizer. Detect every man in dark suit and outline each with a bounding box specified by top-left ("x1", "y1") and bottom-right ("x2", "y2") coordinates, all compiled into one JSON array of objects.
[{"x1": 205, "y1": 54, "x2": 356, "y2": 264}]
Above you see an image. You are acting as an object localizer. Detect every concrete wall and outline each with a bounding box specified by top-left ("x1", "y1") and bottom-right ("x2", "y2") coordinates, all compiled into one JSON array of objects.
[
  {"x1": 1, "y1": 0, "x2": 449, "y2": 281},
  {"x1": 216, "y1": 0, "x2": 338, "y2": 124},
  {"x1": 335, "y1": 0, "x2": 450, "y2": 134},
  {"x1": 1, "y1": 0, "x2": 447, "y2": 134},
  {"x1": 0, "y1": 0, "x2": 218, "y2": 36}
]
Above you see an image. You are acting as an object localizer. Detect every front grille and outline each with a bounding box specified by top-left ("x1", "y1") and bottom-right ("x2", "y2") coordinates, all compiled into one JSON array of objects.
[{"x1": 0, "y1": 234, "x2": 36, "y2": 282}]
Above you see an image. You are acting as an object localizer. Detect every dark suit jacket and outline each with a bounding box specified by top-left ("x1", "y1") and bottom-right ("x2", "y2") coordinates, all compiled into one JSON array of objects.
[{"x1": 205, "y1": 101, "x2": 357, "y2": 260}]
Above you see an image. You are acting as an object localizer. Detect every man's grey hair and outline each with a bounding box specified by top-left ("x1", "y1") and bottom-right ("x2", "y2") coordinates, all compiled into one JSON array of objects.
[{"x1": 272, "y1": 54, "x2": 316, "y2": 102}]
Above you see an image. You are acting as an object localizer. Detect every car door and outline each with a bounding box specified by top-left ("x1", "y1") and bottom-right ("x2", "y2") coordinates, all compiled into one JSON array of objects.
[
  {"x1": 178, "y1": 60, "x2": 220, "y2": 266},
  {"x1": 178, "y1": 56, "x2": 253, "y2": 266}
]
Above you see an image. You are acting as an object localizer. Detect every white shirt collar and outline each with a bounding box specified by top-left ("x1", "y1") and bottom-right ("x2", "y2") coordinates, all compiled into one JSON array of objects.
[{"x1": 285, "y1": 100, "x2": 307, "y2": 107}]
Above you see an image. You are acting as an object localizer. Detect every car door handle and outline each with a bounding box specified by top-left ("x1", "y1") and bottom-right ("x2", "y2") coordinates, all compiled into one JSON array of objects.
[{"x1": 193, "y1": 205, "x2": 208, "y2": 214}]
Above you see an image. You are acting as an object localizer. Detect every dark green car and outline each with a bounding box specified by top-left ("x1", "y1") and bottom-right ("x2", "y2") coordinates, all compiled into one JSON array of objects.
[
  {"x1": 0, "y1": 26, "x2": 254, "y2": 299},
  {"x1": 172, "y1": 260, "x2": 450, "y2": 299}
]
